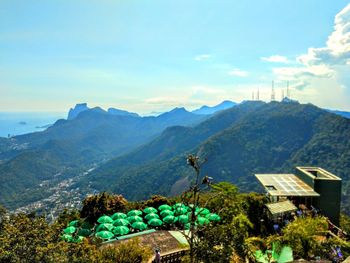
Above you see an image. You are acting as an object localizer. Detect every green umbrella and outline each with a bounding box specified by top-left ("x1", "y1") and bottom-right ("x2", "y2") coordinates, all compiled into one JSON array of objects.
[
  {"x1": 97, "y1": 215, "x2": 113, "y2": 224},
  {"x1": 63, "y1": 226, "x2": 76, "y2": 234},
  {"x1": 197, "y1": 217, "x2": 210, "y2": 225},
  {"x1": 127, "y1": 215, "x2": 143, "y2": 224},
  {"x1": 173, "y1": 203, "x2": 186, "y2": 209},
  {"x1": 178, "y1": 214, "x2": 189, "y2": 224},
  {"x1": 143, "y1": 207, "x2": 157, "y2": 214},
  {"x1": 78, "y1": 228, "x2": 92, "y2": 237},
  {"x1": 158, "y1": 204, "x2": 172, "y2": 211},
  {"x1": 145, "y1": 213, "x2": 160, "y2": 221},
  {"x1": 96, "y1": 223, "x2": 114, "y2": 232},
  {"x1": 132, "y1": 221, "x2": 148, "y2": 231},
  {"x1": 68, "y1": 220, "x2": 79, "y2": 227},
  {"x1": 113, "y1": 218, "x2": 129, "y2": 226},
  {"x1": 61, "y1": 234, "x2": 73, "y2": 242},
  {"x1": 206, "y1": 213, "x2": 221, "y2": 222},
  {"x1": 174, "y1": 207, "x2": 188, "y2": 216},
  {"x1": 184, "y1": 223, "x2": 191, "y2": 230},
  {"x1": 160, "y1": 210, "x2": 174, "y2": 218},
  {"x1": 127, "y1": 210, "x2": 142, "y2": 217},
  {"x1": 148, "y1": 218, "x2": 163, "y2": 227},
  {"x1": 163, "y1": 215, "x2": 176, "y2": 224},
  {"x1": 111, "y1": 212, "x2": 127, "y2": 220},
  {"x1": 113, "y1": 225, "x2": 130, "y2": 236},
  {"x1": 96, "y1": 231, "x2": 114, "y2": 239},
  {"x1": 72, "y1": 236, "x2": 84, "y2": 243},
  {"x1": 198, "y1": 208, "x2": 210, "y2": 216}
]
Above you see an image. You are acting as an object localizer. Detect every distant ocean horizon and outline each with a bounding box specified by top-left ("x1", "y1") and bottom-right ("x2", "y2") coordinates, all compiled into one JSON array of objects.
[{"x1": 0, "y1": 112, "x2": 65, "y2": 137}]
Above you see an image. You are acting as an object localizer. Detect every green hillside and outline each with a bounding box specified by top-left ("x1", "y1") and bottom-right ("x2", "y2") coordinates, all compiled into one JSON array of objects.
[
  {"x1": 0, "y1": 108, "x2": 206, "y2": 210},
  {"x1": 85, "y1": 102, "x2": 350, "y2": 212}
]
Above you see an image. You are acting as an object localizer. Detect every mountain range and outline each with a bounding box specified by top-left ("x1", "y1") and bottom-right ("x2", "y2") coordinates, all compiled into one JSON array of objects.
[
  {"x1": 1, "y1": 100, "x2": 350, "y2": 214},
  {"x1": 80, "y1": 101, "x2": 350, "y2": 204}
]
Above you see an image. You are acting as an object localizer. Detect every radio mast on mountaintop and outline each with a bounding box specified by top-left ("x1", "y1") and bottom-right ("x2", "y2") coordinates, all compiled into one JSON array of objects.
[{"x1": 271, "y1": 80, "x2": 275, "y2": 101}]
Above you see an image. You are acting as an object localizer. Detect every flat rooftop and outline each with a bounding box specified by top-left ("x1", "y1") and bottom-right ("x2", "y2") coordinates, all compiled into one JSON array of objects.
[
  {"x1": 266, "y1": 200, "x2": 297, "y2": 215},
  {"x1": 296, "y1": 167, "x2": 341, "y2": 181},
  {"x1": 255, "y1": 173, "x2": 320, "y2": 197}
]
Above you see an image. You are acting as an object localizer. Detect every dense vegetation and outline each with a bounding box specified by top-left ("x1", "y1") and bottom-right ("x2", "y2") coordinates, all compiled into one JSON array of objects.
[
  {"x1": 85, "y1": 102, "x2": 350, "y2": 215},
  {"x1": 1, "y1": 181, "x2": 349, "y2": 262}
]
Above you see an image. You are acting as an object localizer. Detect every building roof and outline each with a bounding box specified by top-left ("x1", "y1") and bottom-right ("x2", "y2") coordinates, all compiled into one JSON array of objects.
[
  {"x1": 255, "y1": 173, "x2": 320, "y2": 197},
  {"x1": 296, "y1": 167, "x2": 342, "y2": 181},
  {"x1": 266, "y1": 200, "x2": 297, "y2": 215}
]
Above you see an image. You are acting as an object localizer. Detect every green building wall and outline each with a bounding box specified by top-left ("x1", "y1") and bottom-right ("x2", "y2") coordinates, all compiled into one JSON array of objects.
[{"x1": 295, "y1": 167, "x2": 341, "y2": 226}]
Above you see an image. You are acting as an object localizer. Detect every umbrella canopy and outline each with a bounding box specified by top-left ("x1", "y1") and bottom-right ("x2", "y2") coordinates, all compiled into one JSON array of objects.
[
  {"x1": 206, "y1": 213, "x2": 221, "y2": 222},
  {"x1": 127, "y1": 210, "x2": 142, "y2": 217},
  {"x1": 113, "y1": 226, "x2": 130, "y2": 236},
  {"x1": 143, "y1": 207, "x2": 157, "y2": 214},
  {"x1": 127, "y1": 215, "x2": 143, "y2": 224},
  {"x1": 173, "y1": 203, "x2": 187, "y2": 209},
  {"x1": 158, "y1": 204, "x2": 172, "y2": 211},
  {"x1": 132, "y1": 221, "x2": 148, "y2": 231},
  {"x1": 178, "y1": 214, "x2": 189, "y2": 224},
  {"x1": 97, "y1": 215, "x2": 113, "y2": 224},
  {"x1": 96, "y1": 231, "x2": 114, "y2": 239},
  {"x1": 113, "y1": 218, "x2": 130, "y2": 226},
  {"x1": 174, "y1": 207, "x2": 188, "y2": 216},
  {"x1": 78, "y1": 228, "x2": 92, "y2": 237},
  {"x1": 198, "y1": 208, "x2": 210, "y2": 216},
  {"x1": 63, "y1": 226, "x2": 76, "y2": 234},
  {"x1": 145, "y1": 213, "x2": 160, "y2": 221},
  {"x1": 68, "y1": 220, "x2": 79, "y2": 227},
  {"x1": 72, "y1": 236, "x2": 84, "y2": 243},
  {"x1": 111, "y1": 212, "x2": 127, "y2": 220},
  {"x1": 148, "y1": 218, "x2": 163, "y2": 227},
  {"x1": 160, "y1": 210, "x2": 174, "y2": 218},
  {"x1": 163, "y1": 215, "x2": 176, "y2": 224},
  {"x1": 197, "y1": 217, "x2": 210, "y2": 225},
  {"x1": 96, "y1": 223, "x2": 114, "y2": 232},
  {"x1": 61, "y1": 234, "x2": 73, "y2": 242}
]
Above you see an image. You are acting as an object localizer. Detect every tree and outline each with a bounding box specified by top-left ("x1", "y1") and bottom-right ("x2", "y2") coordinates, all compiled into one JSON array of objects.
[
  {"x1": 182, "y1": 154, "x2": 209, "y2": 263},
  {"x1": 99, "y1": 238, "x2": 152, "y2": 263},
  {"x1": 281, "y1": 216, "x2": 328, "y2": 259},
  {"x1": 80, "y1": 192, "x2": 128, "y2": 223}
]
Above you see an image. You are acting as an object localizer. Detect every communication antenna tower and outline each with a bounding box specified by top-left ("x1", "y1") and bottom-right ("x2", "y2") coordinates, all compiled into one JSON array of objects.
[
  {"x1": 281, "y1": 89, "x2": 285, "y2": 101},
  {"x1": 271, "y1": 80, "x2": 275, "y2": 101}
]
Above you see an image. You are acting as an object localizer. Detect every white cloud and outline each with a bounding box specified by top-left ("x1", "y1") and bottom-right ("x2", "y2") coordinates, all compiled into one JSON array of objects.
[
  {"x1": 228, "y1": 68, "x2": 249, "y2": 77},
  {"x1": 195, "y1": 54, "x2": 212, "y2": 61},
  {"x1": 261, "y1": 55, "x2": 290, "y2": 63},
  {"x1": 271, "y1": 3, "x2": 350, "y2": 110}
]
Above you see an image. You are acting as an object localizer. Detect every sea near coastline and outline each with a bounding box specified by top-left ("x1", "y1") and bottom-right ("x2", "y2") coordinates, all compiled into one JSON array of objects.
[{"x1": 0, "y1": 112, "x2": 65, "y2": 137}]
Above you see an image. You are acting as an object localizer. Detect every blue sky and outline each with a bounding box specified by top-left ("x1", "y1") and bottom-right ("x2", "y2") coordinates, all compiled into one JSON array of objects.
[{"x1": 1, "y1": 0, "x2": 350, "y2": 113}]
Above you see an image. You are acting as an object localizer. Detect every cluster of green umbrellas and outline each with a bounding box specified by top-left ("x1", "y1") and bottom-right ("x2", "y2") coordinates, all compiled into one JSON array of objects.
[{"x1": 61, "y1": 203, "x2": 221, "y2": 242}]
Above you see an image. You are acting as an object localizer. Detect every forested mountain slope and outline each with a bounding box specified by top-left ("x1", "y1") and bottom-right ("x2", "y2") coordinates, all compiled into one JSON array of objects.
[{"x1": 85, "y1": 102, "x2": 350, "y2": 211}]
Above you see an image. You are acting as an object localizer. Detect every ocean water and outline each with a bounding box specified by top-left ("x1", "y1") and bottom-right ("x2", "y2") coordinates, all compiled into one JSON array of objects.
[{"x1": 0, "y1": 112, "x2": 65, "y2": 138}]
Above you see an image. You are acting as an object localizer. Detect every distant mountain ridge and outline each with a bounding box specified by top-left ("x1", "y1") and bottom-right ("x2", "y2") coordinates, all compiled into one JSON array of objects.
[
  {"x1": 1, "y1": 100, "x2": 350, "y2": 212},
  {"x1": 0, "y1": 106, "x2": 208, "y2": 209},
  {"x1": 192, "y1": 100, "x2": 237, "y2": 115}
]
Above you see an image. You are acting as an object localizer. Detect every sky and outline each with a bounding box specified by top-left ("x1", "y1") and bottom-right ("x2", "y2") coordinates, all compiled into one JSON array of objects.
[{"x1": 1, "y1": 0, "x2": 350, "y2": 114}]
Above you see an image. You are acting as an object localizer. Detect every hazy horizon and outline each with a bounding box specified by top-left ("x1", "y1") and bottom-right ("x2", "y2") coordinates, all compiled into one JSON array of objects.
[{"x1": 1, "y1": 0, "x2": 350, "y2": 113}]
